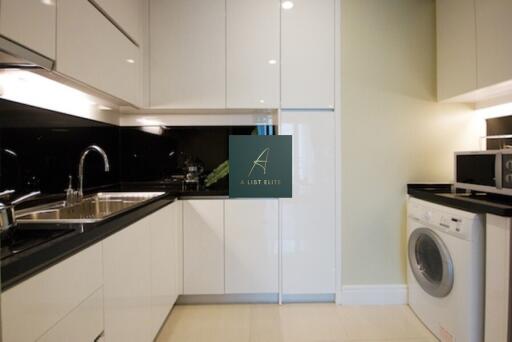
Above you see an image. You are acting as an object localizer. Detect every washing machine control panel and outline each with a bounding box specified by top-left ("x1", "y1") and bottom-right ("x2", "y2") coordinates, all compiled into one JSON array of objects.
[{"x1": 438, "y1": 215, "x2": 468, "y2": 239}]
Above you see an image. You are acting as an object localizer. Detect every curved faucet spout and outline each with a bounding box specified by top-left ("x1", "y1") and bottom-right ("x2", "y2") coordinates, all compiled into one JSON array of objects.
[{"x1": 78, "y1": 145, "x2": 110, "y2": 199}]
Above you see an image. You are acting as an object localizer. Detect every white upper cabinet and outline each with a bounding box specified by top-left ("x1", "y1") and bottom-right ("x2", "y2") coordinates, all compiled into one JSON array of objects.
[
  {"x1": 475, "y1": 0, "x2": 512, "y2": 89},
  {"x1": 226, "y1": 0, "x2": 280, "y2": 108},
  {"x1": 183, "y1": 199, "x2": 225, "y2": 295},
  {"x1": 224, "y1": 199, "x2": 279, "y2": 294},
  {"x1": 150, "y1": 0, "x2": 226, "y2": 108},
  {"x1": 0, "y1": 0, "x2": 56, "y2": 59},
  {"x1": 436, "y1": 0, "x2": 477, "y2": 101},
  {"x1": 93, "y1": 0, "x2": 146, "y2": 44},
  {"x1": 437, "y1": 0, "x2": 512, "y2": 102},
  {"x1": 281, "y1": 0, "x2": 335, "y2": 109},
  {"x1": 57, "y1": 0, "x2": 142, "y2": 106}
]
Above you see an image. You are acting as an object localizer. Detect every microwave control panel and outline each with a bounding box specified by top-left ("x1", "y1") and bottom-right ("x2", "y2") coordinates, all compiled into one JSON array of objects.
[{"x1": 503, "y1": 154, "x2": 512, "y2": 188}]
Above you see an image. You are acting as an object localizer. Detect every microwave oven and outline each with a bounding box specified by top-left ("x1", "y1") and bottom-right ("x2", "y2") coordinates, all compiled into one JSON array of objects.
[{"x1": 455, "y1": 150, "x2": 512, "y2": 195}]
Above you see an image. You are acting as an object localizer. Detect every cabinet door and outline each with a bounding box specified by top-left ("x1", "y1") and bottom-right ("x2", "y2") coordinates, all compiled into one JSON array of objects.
[
  {"x1": 0, "y1": 0, "x2": 56, "y2": 59},
  {"x1": 281, "y1": 0, "x2": 335, "y2": 109},
  {"x1": 57, "y1": 0, "x2": 141, "y2": 106},
  {"x1": 38, "y1": 288, "x2": 104, "y2": 342},
  {"x1": 437, "y1": 0, "x2": 477, "y2": 100},
  {"x1": 476, "y1": 0, "x2": 512, "y2": 89},
  {"x1": 225, "y1": 199, "x2": 279, "y2": 293},
  {"x1": 280, "y1": 110, "x2": 336, "y2": 294},
  {"x1": 103, "y1": 219, "x2": 152, "y2": 342},
  {"x1": 1, "y1": 243, "x2": 102, "y2": 342},
  {"x1": 93, "y1": 0, "x2": 146, "y2": 44},
  {"x1": 226, "y1": 0, "x2": 280, "y2": 108},
  {"x1": 150, "y1": 0, "x2": 226, "y2": 108},
  {"x1": 183, "y1": 200, "x2": 225, "y2": 294},
  {"x1": 149, "y1": 204, "x2": 177, "y2": 338}
]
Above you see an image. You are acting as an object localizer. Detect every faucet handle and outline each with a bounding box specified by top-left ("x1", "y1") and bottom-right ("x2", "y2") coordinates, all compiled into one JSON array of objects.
[
  {"x1": 11, "y1": 191, "x2": 41, "y2": 206},
  {"x1": 0, "y1": 189, "x2": 15, "y2": 200}
]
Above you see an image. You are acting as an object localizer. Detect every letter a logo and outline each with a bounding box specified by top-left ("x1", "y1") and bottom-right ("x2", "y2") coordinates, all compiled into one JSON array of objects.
[{"x1": 248, "y1": 147, "x2": 270, "y2": 177}]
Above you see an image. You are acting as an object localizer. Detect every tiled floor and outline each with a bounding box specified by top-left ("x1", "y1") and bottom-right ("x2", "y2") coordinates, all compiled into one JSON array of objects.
[{"x1": 156, "y1": 303, "x2": 437, "y2": 342}]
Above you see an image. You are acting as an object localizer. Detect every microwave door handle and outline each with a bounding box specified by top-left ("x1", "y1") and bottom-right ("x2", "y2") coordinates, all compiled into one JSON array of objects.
[{"x1": 496, "y1": 153, "x2": 503, "y2": 189}]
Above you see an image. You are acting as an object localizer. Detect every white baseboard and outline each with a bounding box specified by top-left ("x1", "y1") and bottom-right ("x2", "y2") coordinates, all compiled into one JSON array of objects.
[{"x1": 340, "y1": 284, "x2": 408, "y2": 305}]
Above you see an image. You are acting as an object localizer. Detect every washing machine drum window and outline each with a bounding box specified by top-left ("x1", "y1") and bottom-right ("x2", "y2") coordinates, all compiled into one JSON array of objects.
[{"x1": 408, "y1": 228, "x2": 454, "y2": 298}]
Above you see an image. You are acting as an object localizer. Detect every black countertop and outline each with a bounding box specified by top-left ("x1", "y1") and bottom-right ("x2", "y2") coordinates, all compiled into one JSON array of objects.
[
  {"x1": 407, "y1": 184, "x2": 512, "y2": 217},
  {"x1": 1, "y1": 184, "x2": 228, "y2": 291}
]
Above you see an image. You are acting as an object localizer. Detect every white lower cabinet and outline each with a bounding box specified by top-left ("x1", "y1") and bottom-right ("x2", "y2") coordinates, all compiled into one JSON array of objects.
[
  {"x1": 1, "y1": 243, "x2": 103, "y2": 342},
  {"x1": 183, "y1": 199, "x2": 225, "y2": 294},
  {"x1": 102, "y1": 202, "x2": 182, "y2": 341},
  {"x1": 149, "y1": 202, "x2": 179, "y2": 337},
  {"x1": 103, "y1": 218, "x2": 152, "y2": 342},
  {"x1": 224, "y1": 199, "x2": 279, "y2": 293},
  {"x1": 38, "y1": 287, "x2": 104, "y2": 342}
]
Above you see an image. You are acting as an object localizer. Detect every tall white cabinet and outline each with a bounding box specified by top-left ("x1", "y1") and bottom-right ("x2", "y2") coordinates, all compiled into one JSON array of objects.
[
  {"x1": 281, "y1": 0, "x2": 335, "y2": 109},
  {"x1": 226, "y1": 0, "x2": 280, "y2": 108},
  {"x1": 280, "y1": 110, "x2": 336, "y2": 295}
]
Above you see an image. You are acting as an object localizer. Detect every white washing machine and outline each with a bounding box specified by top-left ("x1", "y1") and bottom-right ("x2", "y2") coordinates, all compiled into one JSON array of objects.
[{"x1": 407, "y1": 197, "x2": 484, "y2": 342}]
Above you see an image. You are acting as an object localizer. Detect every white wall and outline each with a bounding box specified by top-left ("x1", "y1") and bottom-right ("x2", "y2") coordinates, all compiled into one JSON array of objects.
[{"x1": 341, "y1": 0, "x2": 485, "y2": 285}]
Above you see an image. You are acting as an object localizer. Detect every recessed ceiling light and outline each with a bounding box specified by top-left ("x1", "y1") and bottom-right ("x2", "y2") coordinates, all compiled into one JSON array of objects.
[
  {"x1": 268, "y1": 59, "x2": 277, "y2": 65},
  {"x1": 41, "y1": 0, "x2": 54, "y2": 6},
  {"x1": 126, "y1": 59, "x2": 135, "y2": 64},
  {"x1": 282, "y1": 1, "x2": 294, "y2": 10}
]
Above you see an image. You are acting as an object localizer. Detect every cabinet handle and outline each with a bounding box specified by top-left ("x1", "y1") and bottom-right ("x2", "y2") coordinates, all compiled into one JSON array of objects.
[{"x1": 94, "y1": 331, "x2": 105, "y2": 342}]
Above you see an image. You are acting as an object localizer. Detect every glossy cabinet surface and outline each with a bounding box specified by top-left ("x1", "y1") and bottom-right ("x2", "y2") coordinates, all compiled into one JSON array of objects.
[
  {"x1": 38, "y1": 288, "x2": 104, "y2": 342},
  {"x1": 103, "y1": 218, "x2": 152, "y2": 342},
  {"x1": 281, "y1": 0, "x2": 335, "y2": 109},
  {"x1": 149, "y1": 203, "x2": 179, "y2": 337},
  {"x1": 93, "y1": 0, "x2": 146, "y2": 44},
  {"x1": 150, "y1": 0, "x2": 226, "y2": 108},
  {"x1": 183, "y1": 199, "x2": 225, "y2": 294},
  {"x1": 225, "y1": 199, "x2": 279, "y2": 293},
  {"x1": 0, "y1": 0, "x2": 56, "y2": 59},
  {"x1": 57, "y1": 0, "x2": 141, "y2": 106},
  {"x1": 1, "y1": 243, "x2": 103, "y2": 342},
  {"x1": 226, "y1": 0, "x2": 280, "y2": 108},
  {"x1": 280, "y1": 110, "x2": 336, "y2": 294},
  {"x1": 436, "y1": 0, "x2": 477, "y2": 100},
  {"x1": 475, "y1": 0, "x2": 512, "y2": 89}
]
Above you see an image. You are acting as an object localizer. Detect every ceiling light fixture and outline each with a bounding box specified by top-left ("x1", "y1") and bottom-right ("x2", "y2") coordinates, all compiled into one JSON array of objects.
[
  {"x1": 282, "y1": 1, "x2": 294, "y2": 10},
  {"x1": 268, "y1": 59, "x2": 277, "y2": 65},
  {"x1": 126, "y1": 59, "x2": 135, "y2": 64}
]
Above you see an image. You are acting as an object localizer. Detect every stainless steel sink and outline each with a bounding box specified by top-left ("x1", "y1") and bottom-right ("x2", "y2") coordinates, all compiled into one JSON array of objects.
[{"x1": 16, "y1": 192, "x2": 165, "y2": 224}]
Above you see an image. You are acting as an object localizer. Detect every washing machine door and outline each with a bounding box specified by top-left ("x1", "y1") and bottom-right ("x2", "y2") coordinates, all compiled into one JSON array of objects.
[{"x1": 408, "y1": 227, "x2": 454, "y2": 298}]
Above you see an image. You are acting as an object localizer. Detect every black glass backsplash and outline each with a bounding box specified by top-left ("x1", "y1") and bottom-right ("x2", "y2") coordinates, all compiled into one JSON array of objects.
[
  {"x1": 120, "y1": 126, "x2": 255, "y2": 190},
  {"x1": 0, "y1": 99, "x2": 262, "y2": 195}
]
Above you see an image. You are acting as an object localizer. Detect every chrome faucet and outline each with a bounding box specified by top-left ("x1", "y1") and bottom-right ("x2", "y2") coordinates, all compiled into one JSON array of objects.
[
  {"x1": 0, "y1": 190, "x2": 41, "y2": 231},
  {"x1": 78, "y1": 145, "x2": 110, "y2": 200}
]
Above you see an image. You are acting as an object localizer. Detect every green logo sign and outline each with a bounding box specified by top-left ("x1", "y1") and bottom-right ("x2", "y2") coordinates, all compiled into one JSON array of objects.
[{"x1": 229, "y1": 135, "x2": 292, "y2": 198}]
